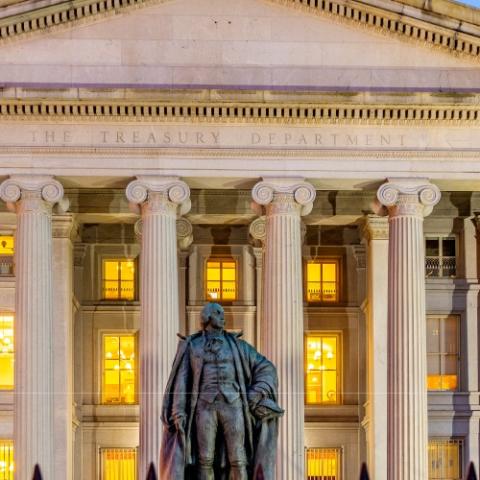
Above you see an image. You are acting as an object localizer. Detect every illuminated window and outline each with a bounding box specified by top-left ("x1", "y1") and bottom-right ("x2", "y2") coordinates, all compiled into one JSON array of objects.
[
  {"x1": 206, "y1": 259, "x2": 237, "y2": 301},
  {"x1": 306, "y1": 260, "x2": 339, "y2": 303},
  {"x1": 306, "y1": 447, "x2": 341, "y2": 480},
  {"x1": 426, "y1": 236, "x2": 456, "y2": 278},
  {"x1": 101, "y1": 448, "x2": 137, "y2": 480},
  {"x1": 102, "y1": 259, "x2": 136, "y2": 300},
  {"x1": 428, "y1": 439, "x2": 462, "y2": 480},
  {"x1": 427, "y1": 315, "x2": 459, "y2": 391},
  {"x1": 305, "y1": 333, "x2": 340, "y2": 405},
  {"x1": 102, "y1": 334, "x2": 137, "y2": 404},
  {"x1": 0, "y1": 315, "x2": 14, "y2": 390},
  {"x1": 0, "y1": 440, "x2": 14, "y2": 480},
  {"x1": 0, "y1": 236, "x2": 14, "y2": 276}
]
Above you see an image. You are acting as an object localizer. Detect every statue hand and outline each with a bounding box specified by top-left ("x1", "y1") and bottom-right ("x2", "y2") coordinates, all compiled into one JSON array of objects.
[
  {"x1": 247, "y1": 389, "x2": 264, "y2": 409},
  {"x1": 172, "y1": 413, "x2": 186, "y2": 433}
]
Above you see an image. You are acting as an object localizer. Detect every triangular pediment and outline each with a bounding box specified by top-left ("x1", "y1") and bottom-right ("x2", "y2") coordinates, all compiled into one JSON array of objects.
[{"x1": 0, "y1": 0, "x2": 478, "y2": 90}]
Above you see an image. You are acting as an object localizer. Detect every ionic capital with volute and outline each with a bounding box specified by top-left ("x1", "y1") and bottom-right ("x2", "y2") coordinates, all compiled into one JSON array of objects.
[
  {"x1": 0, "y1": 175, "x2": 67, "y2": 214},
  {"x1": 176, "y1": 217, "x2": 194, "y2": 250},
  {"x1": 249, "y1": 216, "x2": 266, "y2": 246},
  {"x1": 126, "y1": 176, "x2": 191, "y2": 217},
  {"x1": 251, "y1": 178, "x2": 316, "y2": 216},
  {"x1": 375, "y1": 178, "x2": 441, "y2": 218}
]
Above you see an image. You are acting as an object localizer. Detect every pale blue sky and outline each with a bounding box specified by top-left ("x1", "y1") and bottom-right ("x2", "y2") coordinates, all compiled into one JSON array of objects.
[{"x1": 459, "y1": 0, "x2": 480, "y2": 7}]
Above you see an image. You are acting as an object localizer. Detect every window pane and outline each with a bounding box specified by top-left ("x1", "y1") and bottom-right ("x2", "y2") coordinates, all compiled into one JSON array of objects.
[
  {"x1": 103, "y1": 335, "x2": 137, "y2": 404},
  {"x1": 0, "y1": 440, "x2": 14, "y2": 480},
  {"x1": 206, "y1": 259, "x2": 237, "y2": 301},
  {"x1": 427, "y1": 317, "x2": 441, "y2": 354},
  {"x1": 306, "y1": 448, "x2": 341, "y2": 480},
  {"x1": 428, "y1": 439, "x2": 462, "y2": 480},
  {"x1": 103, "y1": 259, "x2": 136, "y2": 300},
  {"x1": 104, "y1": 261, "x2": 119, "y2": 280},
  {"x1": 426, "y1": 238, "x2": 440, "y2": 256},
  {"x1": 0, "y1": 314, "x2": 14, "y2": 390},
  {"x1": 120, "y1": 260, "x2": 135, "y2": 281},
  {"x1": 102, "y1": 448, "x2": 137, "y2": 480},
  {"x1": 442, "y1": 238, "x2": 456, "y2": 257},
  {"x1": 0, "y1": 236, "x2": 14, "y2": 255},
  {"x1": 305, "y1": 334, "x2": 339, "y2": 405},
  {"x1": 443, "y1": 317, "x2": 458, "y2": 354},
  {"x1": 306, "y1": 260, "x2": 339, "y2": 303}
]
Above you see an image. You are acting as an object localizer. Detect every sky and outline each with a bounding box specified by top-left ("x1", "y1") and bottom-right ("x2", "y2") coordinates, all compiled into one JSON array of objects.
[{"x1": 459, "y1": 0, "x2": 480, "y2": 7}]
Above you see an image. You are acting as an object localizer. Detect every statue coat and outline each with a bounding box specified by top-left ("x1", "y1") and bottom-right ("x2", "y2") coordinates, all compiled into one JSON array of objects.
[{"x1": 160, "y1": 331, "x2": 281, "y2": 479}]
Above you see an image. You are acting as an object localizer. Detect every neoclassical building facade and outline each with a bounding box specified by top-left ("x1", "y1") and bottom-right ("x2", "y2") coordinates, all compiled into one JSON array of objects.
[{"x1": 0, "y1": 0, "x2": 480, "y2": 479}]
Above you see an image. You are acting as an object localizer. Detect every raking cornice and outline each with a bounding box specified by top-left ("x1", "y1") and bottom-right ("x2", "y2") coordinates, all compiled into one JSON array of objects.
[{"x1": 1, "y1": 0, "x2": 480, "y2": 61}]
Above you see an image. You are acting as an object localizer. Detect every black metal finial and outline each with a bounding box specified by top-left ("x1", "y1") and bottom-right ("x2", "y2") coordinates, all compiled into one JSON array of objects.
[
  {"x1": 466, "y1": 462, "x2": 478, "y2": 480},
  {"x1": 359, "y1": 462, "x2": 370, "y2": 480},
  {"x1": 146, "y1": 462, "x2": 157, "y2": 480},
  {"x1": 32, "y1": 464, "x2": 43, "y2": 480}
]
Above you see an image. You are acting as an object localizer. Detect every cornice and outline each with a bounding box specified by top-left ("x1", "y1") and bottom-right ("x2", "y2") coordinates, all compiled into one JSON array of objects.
[
  {"x1": 2, "y1": 98, "x2": 480, "y2": 125},
  {"x1": 0, "y1": 0, "x2": 480, "y2": 62}
]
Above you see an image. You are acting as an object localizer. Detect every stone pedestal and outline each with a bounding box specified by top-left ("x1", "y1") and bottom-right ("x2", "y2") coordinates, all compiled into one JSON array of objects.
[
  {"x1": 126, "y1": 176, "x2": 190, "y2": 478},
  {"x1": 361, "y1": 215, "x2": 389, "y2": 480},
  {"x1": 376, "y1": 178, "x2": 441, "y2": 480},
  {"x1": 252, "y1": 178, "x2": 316, "y2": 480},
  {"x1": 52, "y1": 214, "x2": 76, "y2": 480},
  {"x1": 0, "y1": 175, "x2": 65, "y2": 480}
]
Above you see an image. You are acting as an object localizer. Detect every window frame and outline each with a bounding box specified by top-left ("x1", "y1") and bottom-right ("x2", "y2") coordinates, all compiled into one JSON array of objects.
[
  {"x1": 101, "y1": 257, "x2": 138, "y2": 301},
  {"x1": 304, "y1": 257, "x2": 341, "y2": 304},
  {"x1": 425, "y1": 235, "x2": 457, "y2": 279},
  {"x1": 427, "y1": 314, "x2": 460, "y2": 392},
  {"x1": 100, "y1": 331, "x2": 139, "y2": 405},
  {"x1": 428, "y1": 437, "x2": 463, "y2": 480},
  {"x1": 305, "y1": 446, "x2": 343, "y2": 480},
  {"x1": 304, "y1": 331, "x2": 343, "y2": 406},
  {"x1": 204, "y1": 256, "x2": 238, "y2": 303}
]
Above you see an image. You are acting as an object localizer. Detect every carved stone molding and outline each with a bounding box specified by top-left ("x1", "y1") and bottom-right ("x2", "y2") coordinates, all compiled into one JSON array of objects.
[
  {"x1": 1, "y1": 0, "x2": 479, "y2": 62},
  {"x1": 73, "y1": 243, "x2": 88, "y2": 267},
  {"x1": 252, "y1": 178, "x2": 316, "y2": 217},
  {"x1": 126, "y1": 175, "x2": 191, "y2": 217},
  {"x1": 0, "y1": 175, "x2": 65, "y2": 213},
  {"x1": 375, "y1": 178, "x2": 441, "y2": 218},
  {"x1": 52, "y1": 214, "x2": 78, "y2": 240},
  {"x1": 352, "y1": 245, "x2": 366, "y2": 269},
  {"x1": 176, "y1": 217, "x2": 193, "y2": 250},
  {"x1": 362, "y1": 214, "x2": 389, "y2": 241}
]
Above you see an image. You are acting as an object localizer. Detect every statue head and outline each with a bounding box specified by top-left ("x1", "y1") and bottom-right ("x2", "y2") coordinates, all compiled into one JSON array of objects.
[{"x1": 201, "y1": 302, "x2": 225, "y2": 331}]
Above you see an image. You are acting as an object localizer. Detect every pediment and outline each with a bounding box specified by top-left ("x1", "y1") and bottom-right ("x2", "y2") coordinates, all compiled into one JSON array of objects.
[{"x1": 0, "y1": 0, "x2": 478, "y2": 90}]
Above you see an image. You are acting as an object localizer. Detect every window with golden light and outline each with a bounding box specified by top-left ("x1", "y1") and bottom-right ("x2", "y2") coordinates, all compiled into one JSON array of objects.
[
  {"x1": 0, "y1": 236, "x2": 14, "y2": 276},
  {"x1": 206, "y1": 259, "x2": 237, "y2": 301},
  {"x1": 101, "y1": 448, "x2": 137, "y2": 480},
  {"x1": 306, "y1": 447, "x2": 341, "y2": 480},
  {"x1": 305, "y1": 333, "x2": 340, "y2": 405},
  {"x1": 0, "y1": 314, "x2": 14, "y2": 390},
  {"x1": 305, "y1": 260, "x2": 339, "y2": 303},
  {"x1": 102, "y1": 259, "x2": 136, "y2": 300},
  {"x1": 102, "y1": 334, "x2": 137, "y2": 405},
  {"x1": 428, "y1": 439, "x2": 462, "y2": 480},
  {"x1": 0, "y1": 440, "x2": 14, "y2": 480},
  {"x1": 427, "y1": 315, "x2": 459, "y2": 391}
]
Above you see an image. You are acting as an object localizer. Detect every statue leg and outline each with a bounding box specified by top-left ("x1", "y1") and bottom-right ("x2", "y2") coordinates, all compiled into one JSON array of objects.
[
  {"x1": 196, "y1": 399, "x2": 218, "y2": 480},
  {"x1": 219, "y1": 399, "x2": 248, "y2": 480}
]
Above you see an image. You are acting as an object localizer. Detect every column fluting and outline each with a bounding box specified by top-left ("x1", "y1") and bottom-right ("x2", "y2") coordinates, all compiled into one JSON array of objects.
[
  {"x1": 252, "y1": 178, "x2": 316, "y2": 480},
  {"x1": 376, "y1": 178, "x2": 441, "y2": 480},
  {"x1": 126, "y1": 176, "x2": 190, "y2": 478},
  {"x1": 0, "y1": 175, "x2": 65, "y2": 480}
]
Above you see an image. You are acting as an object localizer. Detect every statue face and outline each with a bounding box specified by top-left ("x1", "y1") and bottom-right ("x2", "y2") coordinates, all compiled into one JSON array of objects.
[{"x1": 208, "y1": 303, "x2": 225, "y2": 330}]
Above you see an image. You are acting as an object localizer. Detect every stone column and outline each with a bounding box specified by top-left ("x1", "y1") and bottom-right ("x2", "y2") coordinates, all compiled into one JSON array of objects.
[
  {"x1": 52, "y1": 214, "x2": 76, "y2": 480},
  {"x1": 376, "y1": 178, "x2": 441, "y2": 480},
  {"x1": 177, "y1": 217, "x2": 193, "y2": 335},
  {"x1": 0, "y1": 175, "x2": 65, "y2": 480},
  {"x1": 252, "y1": 178, "x2": 316, "y2": 480},
  {"x1": 249, "y1": 216, "x2": 266, "y2": 347},
  {"x1": 126, "y1": 176, "x2": 190, "y2": 478},
  {"x1": 361, "y1": 215, "x2": 389, "y2": 480}
]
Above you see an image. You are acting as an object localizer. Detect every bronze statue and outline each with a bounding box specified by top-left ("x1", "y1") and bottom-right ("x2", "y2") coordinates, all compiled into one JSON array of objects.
[{"x1": 160, "y1": 303, "x2": 283, "y2": 479}]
